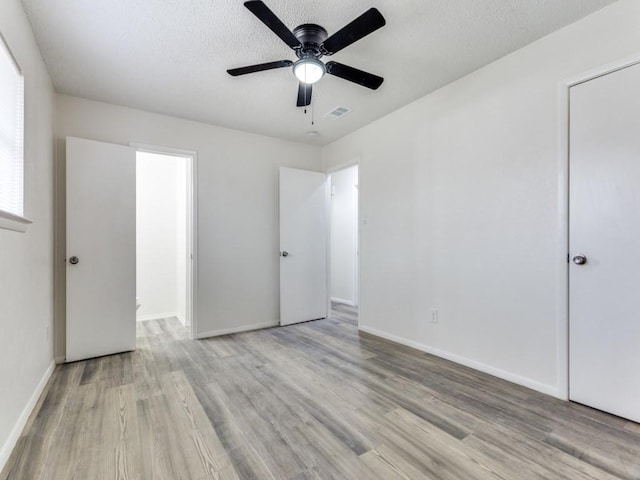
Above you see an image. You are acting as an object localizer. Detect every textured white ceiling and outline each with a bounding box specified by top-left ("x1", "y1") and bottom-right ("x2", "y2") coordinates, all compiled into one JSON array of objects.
[{"x1": 20, "y1": 0, "x2": 616, "y2": 145}]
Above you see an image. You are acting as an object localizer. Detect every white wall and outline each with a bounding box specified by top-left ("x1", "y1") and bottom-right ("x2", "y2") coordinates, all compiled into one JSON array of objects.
[
  {"x1": 0, "y1": 0, "x2": 55, "y2": 470},
  {"x1": 54, "y1": 95, "x2": 321, "y2": 352},
  {"x1": 321, "y1": 0, "x2": 640, "y2": 398},
  {"x1": 330, "y1": 165, "x2": 358, "y2": 306},
  {"x1": 136, "y1": 152, "x2": 187, "y2": 323}
]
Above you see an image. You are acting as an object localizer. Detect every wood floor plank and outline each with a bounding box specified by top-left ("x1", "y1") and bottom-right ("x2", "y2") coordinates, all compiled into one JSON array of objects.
[
  {"x1": 462, "y1": 420, "x2": 622, "y2": 480},
  {"x1": 137, "y1": 393, "x2": 194, "y2": 480},
  {"x1": 158, "y1": 371, "x2": 234, "y2": 476},
  {"x1": 210, "y1": 370, "x2": 308, "y2": 478},
  {"x1": 102, "y1": 383, "x2": 142, "y2": 479},
  {"x1": 360, "y1": 445, "x2": 434, "y2": 480},
  {"x1": 373, "y1": 408, "x2": 507, "y2": 480},
  {"x1": 43, "y1": 382, "x2": 100, "y2": 479},
  {"x1": 290, "y1": 419, "x2": 379, "y2": 479}
]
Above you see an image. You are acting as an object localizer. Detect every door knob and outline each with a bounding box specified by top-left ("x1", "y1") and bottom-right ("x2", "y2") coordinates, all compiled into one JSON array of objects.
[
  {"x1": 69, "y1": 256, "x2": 79, "y2": 265},
  {"x1": 281, "y1": 251, "x2": 289, "y2": 257},
  {"x1": 572, "y1": 254, "x2": 587, "y2": 265}
]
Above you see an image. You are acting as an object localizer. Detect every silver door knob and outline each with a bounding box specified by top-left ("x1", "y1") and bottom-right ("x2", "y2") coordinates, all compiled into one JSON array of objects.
[
  {"x1": 281, "y1": 251, "x2": 289, "y2": 257},
  {"x1": 69, "y1": 256, "x2": 79, "y2": 265},
  {"x1": 572, "y1": 254, "x2": 587, "y2": 265}
]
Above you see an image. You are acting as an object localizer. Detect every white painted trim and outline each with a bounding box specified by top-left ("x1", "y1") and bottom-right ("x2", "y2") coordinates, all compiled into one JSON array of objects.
[
  {"x1": 55, "y1": 356, "x2": 66, "y2": 364},
  {"x1": 331, "y1": 297, "x2": 356, "y2": 307},
  {"x1": 175, "y1": 313, "x2": 187, "y2": 326},
  {"x1": 0, "y1": 210, "x2": 31, "y2": 233},
  {"x1": 556, "y1": 81, "x2": 570, "y2": 402},
  {"x1": 324, "y1": 174, "x2": 331, "y2": 320},
  {"x1": 0, "y1": 32, "x2": 22, "y2": 75},
  {"x1": 562, "y1": 53, "x2": 640, "y2": 89},
  {"x1": 190, "y1": 154, "x2": 199, "y2": 340},
  {"x1": 0, "y1": 360, "x2": 55, "y2": 472},
  {"x1": 196, "y1": 321, "x2": 279, "y2": 339},
  {"x1": 557, "y1": 53, "x2": 640, "y2": 401},
  {"x1": 130, "y1": 143, "x2": 196, "y2": 160},
  {"x1": 136, "y1": 312, "x2": 179, "y2": 322},
  {"x1": 359, "y1": 325, "x2": 560, "y2": 398},
  {"x1": 352, "y1": 182, "x2": 359, "y2": 308}
]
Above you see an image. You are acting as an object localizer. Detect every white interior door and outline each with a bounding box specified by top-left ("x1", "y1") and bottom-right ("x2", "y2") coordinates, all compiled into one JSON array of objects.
[
  {"x1": 280, "y1": 167, "x2": 328, "y2": 326},
  {"x1": 569, "y1": 62, "x2": 640, "y2": 422},
  {"x1": 66, "y1": 136, "x2": 136, "y2": 362}
]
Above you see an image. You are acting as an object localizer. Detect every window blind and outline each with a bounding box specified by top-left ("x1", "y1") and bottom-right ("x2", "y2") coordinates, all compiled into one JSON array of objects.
[{"x1": 0, "y1": 34, "x2": 24, "y2": 217}]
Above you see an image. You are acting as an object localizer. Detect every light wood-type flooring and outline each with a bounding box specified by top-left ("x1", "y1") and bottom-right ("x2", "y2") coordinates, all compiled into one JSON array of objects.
[{"x1": 3, "y1": 304, "x2": 640, "y2": 479}]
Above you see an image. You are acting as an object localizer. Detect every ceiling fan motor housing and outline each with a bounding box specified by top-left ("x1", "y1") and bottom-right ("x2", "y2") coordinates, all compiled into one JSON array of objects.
[{"x1": 293, "y1": 24, "x2": 328, "y2": 58}]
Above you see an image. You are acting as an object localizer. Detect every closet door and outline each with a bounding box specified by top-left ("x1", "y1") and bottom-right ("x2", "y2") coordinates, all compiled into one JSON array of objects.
[{"x1": 569, "y1": 63, "x2": 640, "y2": 422}]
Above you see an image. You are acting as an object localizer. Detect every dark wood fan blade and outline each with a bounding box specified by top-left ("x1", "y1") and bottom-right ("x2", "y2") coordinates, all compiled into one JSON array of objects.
[
  {"x1": 326, "y1": 61, "x2": 383, "y2": 89},
  {"x1": 296, "y1": 82, "x2": 312, "y2": 107},
  {"x1": 244, "y1": 1, "x2": 302, "y2": 50},
  {"x1": 321, "y1": 8, "x2": 385, "y2": 55},
  {"x1": 227, "y1": 60, "x2": 293, "y2": 76}
]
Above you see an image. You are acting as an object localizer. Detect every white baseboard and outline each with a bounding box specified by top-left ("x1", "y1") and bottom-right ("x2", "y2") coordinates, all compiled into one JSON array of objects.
[
  {"x1": 175, "y1": 313, "x2": 187, "y2": 326},
  {"x1": 136, "y1": 311, "x2": 178, "y2": 322},
  {"x1": 0, "y1": 360, "x2": 56, "y2": 472},
  {"x1": 331, "y1": 297, "x2": 356, "y2": 306},
  {"x1": 55, "y1": 356, "x2": 66, "y2": 364},
  {"x1": 358, "y1": 325, "x2": 560, "y2": 398},
  {"x1": 196, "y1": 321, "x2": 279, "y2": 339}
]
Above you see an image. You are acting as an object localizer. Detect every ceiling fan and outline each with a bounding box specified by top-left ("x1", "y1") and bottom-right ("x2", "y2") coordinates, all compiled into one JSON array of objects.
[{"x1": 227, "y1": 1, "x2": 386, "y2": 107}]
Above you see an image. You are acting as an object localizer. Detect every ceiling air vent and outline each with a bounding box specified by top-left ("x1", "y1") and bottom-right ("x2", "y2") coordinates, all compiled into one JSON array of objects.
[{"x1": 324, "y1": 106, "x2": 352, "y2": 120}]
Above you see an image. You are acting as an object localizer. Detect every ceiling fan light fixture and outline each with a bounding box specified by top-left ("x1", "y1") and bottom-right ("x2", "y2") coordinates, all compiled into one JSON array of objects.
[{"x1": 293, "y1": 58, "x2": 325, "y2": 84}]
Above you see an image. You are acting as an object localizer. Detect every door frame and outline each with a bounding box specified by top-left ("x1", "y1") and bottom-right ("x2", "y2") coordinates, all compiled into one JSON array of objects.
[
  {"x1": 326, "y1": 159, "x2": 360, "y2": 325},
  {"x1": 557, "y1": 54, "x2": 640, "y2": 401},
  {"x1": 131, "y1": 143, "x2": 199, "y2": 340}
]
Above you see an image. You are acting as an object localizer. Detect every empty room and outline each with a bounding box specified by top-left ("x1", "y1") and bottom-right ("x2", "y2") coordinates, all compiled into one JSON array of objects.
[{"x1": 1, "y1": 0, "x2": 640, "y2": 478}]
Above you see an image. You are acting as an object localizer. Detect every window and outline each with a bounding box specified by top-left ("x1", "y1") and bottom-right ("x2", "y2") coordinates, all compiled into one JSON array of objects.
[{"x1": 0, "y1": 33, "x2": 25, "y2": 224}]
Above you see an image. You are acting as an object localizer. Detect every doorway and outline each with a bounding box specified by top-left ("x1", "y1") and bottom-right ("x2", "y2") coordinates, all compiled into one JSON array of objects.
[
  {"x1": 329, "y1": 164, "x2": 359, "y2": 322},
  {"x1": 135, "y1": 148, "x2": 195, "y2": 338}
]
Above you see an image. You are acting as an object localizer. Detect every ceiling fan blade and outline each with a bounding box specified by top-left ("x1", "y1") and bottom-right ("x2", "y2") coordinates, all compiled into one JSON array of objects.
[
  {"x1": 296, "y1": 83, "x2": 312, "y2": 107},
  {"x1": 227, "y1": 60, "x2": 293, "y2": 76},
  {"x1": 321, "y1": 8, "x2": 385, "y2": 55},
  {"x1": 326, "y1": 61, "x2": 383, "y2": 90},
  {"x1": 244, "y1": 1, "x2": 302, "y2": 50}
]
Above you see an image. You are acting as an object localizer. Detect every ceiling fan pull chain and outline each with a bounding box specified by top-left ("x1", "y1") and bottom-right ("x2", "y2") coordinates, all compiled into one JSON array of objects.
[{"x1": 304, "y1": 83, "x2": 310, "y2": 115}]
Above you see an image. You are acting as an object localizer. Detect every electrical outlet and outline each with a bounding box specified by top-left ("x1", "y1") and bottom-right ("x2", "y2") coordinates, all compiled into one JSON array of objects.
[{"x1": 431, "y1": 308, "x2": 439, "y2": 324}]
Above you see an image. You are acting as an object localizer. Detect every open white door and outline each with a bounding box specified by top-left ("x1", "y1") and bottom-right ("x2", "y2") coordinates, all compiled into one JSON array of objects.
[
  {"x1": 66, "y1": 137, "x2": 136, "y2": 362},
  {"x1": 569, "y1": 62, "x2": 640, "y2": 422},
  {"x1": 279, "y1": 167, "x2": 328, "y2": 326}
]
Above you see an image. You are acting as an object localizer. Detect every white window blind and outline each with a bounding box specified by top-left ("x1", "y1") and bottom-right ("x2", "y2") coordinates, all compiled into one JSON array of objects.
[{"x1": 0, "y1": 34, "x2": 24, "y2": 217}]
